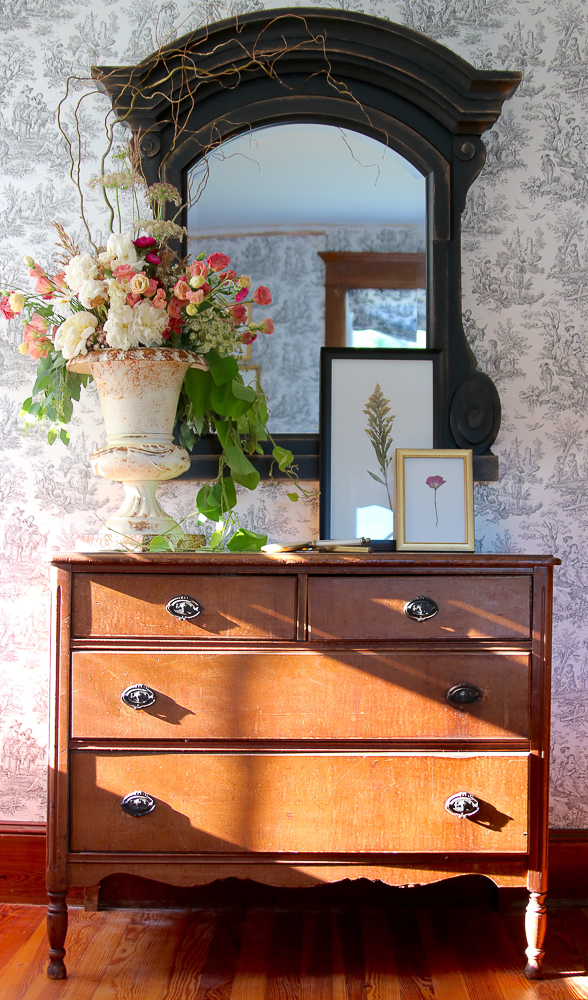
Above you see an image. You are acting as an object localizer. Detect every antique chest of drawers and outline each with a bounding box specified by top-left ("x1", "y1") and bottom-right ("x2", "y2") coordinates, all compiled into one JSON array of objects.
[{"x1": 47, "y1": 551, "x2": 557, "y2": 979}]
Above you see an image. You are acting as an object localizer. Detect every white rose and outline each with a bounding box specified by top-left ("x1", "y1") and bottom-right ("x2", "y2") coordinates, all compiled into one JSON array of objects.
[
  {"x1": 54, "y1": 312, "x2": 98, "y2": 360},
  {"x1": 130, "y1": 299, "x2": 168, "y2": 347},
  {"x1": 97, "y1": 250, "x2": 117, "y2": 266},
  {"x1": 78, "y1": 278, "x2": 109, "y2": 309},
  {"x1": 63, "y1": 254, "x2": 103, "y2": 294},
  {"x1": 106, "y1": 232, "x2": 143, "y2": 271}
]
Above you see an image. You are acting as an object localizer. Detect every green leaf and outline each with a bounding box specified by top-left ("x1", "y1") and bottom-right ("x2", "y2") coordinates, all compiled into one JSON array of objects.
[
  {"x1": 205, "y1": 349, "x2": 239, "y2": 386},
  {"x1": 231, "y1": 379, "x2": 256, "y2": 402},
  {"x1": 179, "y1": 421, "x2": 195, "y2": 452},
  {"x1": 47, "y1": 428, "x2": 57, "y2": 445},
  {"x1": 224, "y1": 445, "x2": 258, "y2": 480},
  {"x1": 27, "y1": 400, "x2": 41, "y2": 416},
  {"x1": 219, "y1": 476, "x2": 237, "y2": 512},
  {"x1": 21, "y1": 397, "x2": 32, "y2": 413},
  {"x1": 213, "y1": 418, "x2": 232, "y2": 450},
  {"x1": 287, "y1": 492, "x2": 299, "y2": 502},
  {"x1": 184, "y1": 367, "x2": 212, "y2": 418},
  {"x1": 149, "y1": 535, "x2": 173, "y2": 552},
  {"x1": 209, "y1": 530, "x2": 223, "y2": 548},
  {"x1": 60, "y1": 428, "x2": 70, "y2": 446},
  {"x1": 226, "y1": 528, "x2": 267, "y2": 552},
  {"x1": 210, "y1": 380, "x2": 251, "y2": 418},
  {"x1": 196, "y1": 483, "x2": 222, "y2": 521},
  {"x1": 367, "y1": 470, "x2": 387, "y2": 485},
  {"x1": 272, "y1": 445, "x2": 293, "y2": 471}
]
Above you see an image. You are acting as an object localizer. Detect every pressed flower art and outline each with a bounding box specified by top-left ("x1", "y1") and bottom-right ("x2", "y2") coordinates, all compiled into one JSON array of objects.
[{"x1": 426, "y1": 474, "x2": 446, "y2": 527}]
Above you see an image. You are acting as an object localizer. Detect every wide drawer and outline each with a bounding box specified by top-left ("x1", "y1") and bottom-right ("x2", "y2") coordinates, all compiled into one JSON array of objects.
[
  {"x1": 308, "y1": 576, "x2": 531, "y2": 640},
  {"x1": 72, "y1": 574, "x2": 297, "y2": 639},
  {"x1": 69, "y1": 751, "x2": 530, "y2": 854},
  {"x1": 71, "y1": 650, "x2": 530, "y2": 741}
]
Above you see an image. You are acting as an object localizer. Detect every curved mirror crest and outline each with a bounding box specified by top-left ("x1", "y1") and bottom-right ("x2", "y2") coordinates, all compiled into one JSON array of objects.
[{"x1": 187, "y1": 123, "x2": 427, "y2": 433}]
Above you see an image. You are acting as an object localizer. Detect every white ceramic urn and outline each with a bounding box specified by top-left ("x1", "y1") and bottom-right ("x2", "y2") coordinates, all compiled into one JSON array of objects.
[{"x1": 67, "y1": 348, "x2": 207, "y2": 548}]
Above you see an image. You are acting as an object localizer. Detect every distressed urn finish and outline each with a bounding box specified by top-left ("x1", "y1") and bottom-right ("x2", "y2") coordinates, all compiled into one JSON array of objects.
[{"x1": 68, "y1": 348, "x2": 207, "y2": 547}]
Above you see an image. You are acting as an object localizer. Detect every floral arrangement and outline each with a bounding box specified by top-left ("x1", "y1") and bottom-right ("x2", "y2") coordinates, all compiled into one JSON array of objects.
[{"x1": 0, "y1": 166, "x2": 301, "y2": 549}]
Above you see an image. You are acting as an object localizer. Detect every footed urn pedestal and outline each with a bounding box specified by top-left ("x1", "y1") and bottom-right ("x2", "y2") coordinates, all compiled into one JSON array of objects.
[{"x1": 67, "y1": 348, "x2": 206, "y2": 551}]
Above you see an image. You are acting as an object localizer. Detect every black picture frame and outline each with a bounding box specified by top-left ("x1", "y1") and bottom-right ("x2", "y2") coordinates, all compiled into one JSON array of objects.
[{"x1": 319, "y1": 348, "x2": 442, "y2": 540}]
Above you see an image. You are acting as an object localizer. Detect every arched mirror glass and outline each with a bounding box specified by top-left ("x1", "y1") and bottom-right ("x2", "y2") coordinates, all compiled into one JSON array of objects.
[{"x1": 186, "y1": 122, "x2": 426, "y2": 433}]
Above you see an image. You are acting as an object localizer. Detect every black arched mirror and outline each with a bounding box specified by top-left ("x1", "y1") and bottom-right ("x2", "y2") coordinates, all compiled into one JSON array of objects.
[{"x1": 94, "y1": 8, "x2": 521, "y2": 481}]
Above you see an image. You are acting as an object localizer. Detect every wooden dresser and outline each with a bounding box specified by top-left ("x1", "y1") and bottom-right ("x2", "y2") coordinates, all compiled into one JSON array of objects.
[{"x1": 47, "y1": 551, "x2": 557, "y2": 979}]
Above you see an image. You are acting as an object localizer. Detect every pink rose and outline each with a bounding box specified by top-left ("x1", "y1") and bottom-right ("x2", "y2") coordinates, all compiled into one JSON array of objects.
[
  {"x1": 29, "y1": 264, "x2": 46, "y2": 278},
  {"x1": 143, "y1": 278, "x2": 159, "y2": 297},
  {"x1": 230, "y1": 304, "x2": 247, "y2": 324},
  {"x1": 152, "y1": 290, "x2": 167, "y2": 309},
  {"x1": 145, "y1": 253, "x2": 161, "y2": 265},
  {"x1": 127, "y1": 293, "x2": 141, "y2": 306},
  {"x1": 235, "y1": 287, "x2": 248, "y2": 303},
  {"x1": 259, "y1": 317, "x2": 274, "y2": 335},
  {"x1": 252, "y1": 285, "x2": 272, "y2": 305},
  {"x1": 0, "y1": 296, "x2": 15, "y2": 320},
  {"x1": 206, "y1": 252, "x2": 231, "y2": 272},
  {"x1": 113, "y1": 264, "x2": 136, "y2": 282},
  {"x1": 218, "y1": 269, "x2": 237, "y2": 283},
  {"x1": 173, "y1": 280, "x2": 191, "y2": 301},
  {"x1": 241, "y1": 330, "x2": 257, "y2": 345},
  {"x1": 190, "y1": 260, "x2": 208, "y2": 278},
  {"x1": 188, "y1": 289, "x2": 204, "y2": 305},
  {"x1": 167, "y1": 297, "x2": 183, "y2": 319}
]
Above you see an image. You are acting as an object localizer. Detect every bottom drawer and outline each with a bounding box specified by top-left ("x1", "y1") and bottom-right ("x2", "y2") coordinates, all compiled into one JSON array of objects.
[{"x1": 70, "y1": 752, "x2": 529, "y2": 855}]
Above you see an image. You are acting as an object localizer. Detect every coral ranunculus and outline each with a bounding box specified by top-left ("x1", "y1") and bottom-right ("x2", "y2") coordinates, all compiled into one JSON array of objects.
[
  {"x1": 0, "y1": 296, "x2": 15, "y2": 320},
  {"x1": 252, "y1": 285, "x2": 272, "y2": 305}
]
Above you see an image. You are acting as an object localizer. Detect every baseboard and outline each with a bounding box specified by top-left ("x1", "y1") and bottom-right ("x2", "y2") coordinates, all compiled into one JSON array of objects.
[{"x1": 1, "y1": 827, "x2": 586, "y2": 906}]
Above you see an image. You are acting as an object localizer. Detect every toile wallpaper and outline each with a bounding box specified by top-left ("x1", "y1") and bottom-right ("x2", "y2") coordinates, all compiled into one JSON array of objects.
[{"x1": 0, "y1": 0, "x2": 587, "y2": 827}]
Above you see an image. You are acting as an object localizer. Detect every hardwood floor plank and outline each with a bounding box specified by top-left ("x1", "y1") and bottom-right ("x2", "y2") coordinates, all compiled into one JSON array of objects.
[
  {"x1": 387, "y1": 912, "x2": 435, "y2": 1000},
  {"x1": 360, "y1": 910, "x2": 401, "y2": 1000},
  {"x1": 416, "y1": 911, "x2": 470, "y2": 1000},
  {"x1": 479, "y1": 913, "x2": 537, "y2": 1000},
  {"x1": 300, "y1": 912, "x2": 333, "y2": 1000},
  {"x1": 265, "y1": 910, "x2": 304, "y2": 1000},
  {"x1": 501, "y1": 913, "x2": 573, "y2": 999},
  {"x1": 0, "y1": 908, "x2": 84, "y2": 999},
  {"x1": 18, "y1": 910, "x2": 130, "y2": 1000},
  {"x1": 89, "y1": 910, "x2": 190, "y2": 1000},
  {"x1": 196, "y1": 910, "x2": 245, "y2": 1000},
  {"x1": 229, "y1": 910, "x2": 274, "y2": 1000},
  {"x1": 0, "y1": 905, "x2": 46, "y2": 971},
  {"x1": 159, "y1": 911, "x2": 217, "y2": 1000},
  {"x1": 444, "y1": 911, "x2": 507, "y2": 1000},
  {"x1": 333, "y1": 913, "x2": 366, "y2": 1000}
]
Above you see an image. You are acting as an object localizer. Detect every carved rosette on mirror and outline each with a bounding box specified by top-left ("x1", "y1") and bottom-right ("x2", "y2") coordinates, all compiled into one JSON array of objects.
[{"x1": 92, "y1": 8, "x2": 521, "y2": 483}]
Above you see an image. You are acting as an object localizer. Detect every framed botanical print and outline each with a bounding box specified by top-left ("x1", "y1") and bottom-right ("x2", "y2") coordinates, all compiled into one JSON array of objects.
[{"x1": 395, "y1": 448, "x2": 475, "y2": 551}]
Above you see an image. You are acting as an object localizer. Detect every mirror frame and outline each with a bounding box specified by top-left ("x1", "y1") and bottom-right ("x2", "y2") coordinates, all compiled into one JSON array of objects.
[{"x1": 94, "y1": 8, "x2": 520, "y2": 482}]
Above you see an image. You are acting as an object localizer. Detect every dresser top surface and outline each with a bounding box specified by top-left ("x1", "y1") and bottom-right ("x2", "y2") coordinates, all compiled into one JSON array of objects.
[{"x1": 50, "y1": 551, "x2": 560, "y2": 571}]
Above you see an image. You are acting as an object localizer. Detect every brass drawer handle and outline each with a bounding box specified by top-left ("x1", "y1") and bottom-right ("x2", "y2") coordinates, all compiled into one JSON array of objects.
[
  {"x1": 166, "y1": 595, "x2": 201, "y2": 620},
  {"x1": 121, "y1": 792, "x2": 156, "y2": 817},
  {"x1": 121, "y1": 684, "x2": 157, "y2": 710},
  {"x1": 445, "y1": 791, "x2": 479, "y2": 818},
  {"x1": 445, "y1": 682, "x2": 483, "y2": 709},
  {"x1": 404, "y1": 596, "x2": 439, "y2": 621}
]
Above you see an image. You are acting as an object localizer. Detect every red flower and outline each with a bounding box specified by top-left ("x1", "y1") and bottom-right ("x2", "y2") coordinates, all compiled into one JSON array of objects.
[
  {"x1": 145, "y1": 253, "x2": 161, "y2": 265},
  {"x1": 133, "y1": 236, "x2": 158, "y2": 248},
  {"x1": 241, "y1": 331, "x2": 257, "y2": 345},
  {"x1": 0, "y1": 296, "x2": 14, "y2": 320},
  {"x1": 235, "y1": 288, "x2": 248, "y2": 303},
  {"x1": 230, "y1": 304, "x2": 248, "y2": 324},
  {"x1": 252, "y1": 285, "x2": 272, "y2": 305},
  {"x1": 206, "y1": 252, "x2": 231, "y2": 272}
]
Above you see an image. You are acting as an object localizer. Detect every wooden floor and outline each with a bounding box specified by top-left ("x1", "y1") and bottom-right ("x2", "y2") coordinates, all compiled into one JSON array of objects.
[{"x1": 1, "y1": 903, "x2": 588, "y2": 999}]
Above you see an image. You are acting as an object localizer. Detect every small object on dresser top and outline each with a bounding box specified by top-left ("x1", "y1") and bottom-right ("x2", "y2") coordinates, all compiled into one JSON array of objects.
[{"x1": 262, "y1": 537, "x2": 371, "y2": 553}]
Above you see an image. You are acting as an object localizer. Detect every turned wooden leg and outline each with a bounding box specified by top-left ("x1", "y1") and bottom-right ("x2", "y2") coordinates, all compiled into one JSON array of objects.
[
  {"x1": 524, "y1": 890, "x2": 546, "y2": 979},
  {"x1": 47, "y1": 890, "x2": 68, "y2": 979}
]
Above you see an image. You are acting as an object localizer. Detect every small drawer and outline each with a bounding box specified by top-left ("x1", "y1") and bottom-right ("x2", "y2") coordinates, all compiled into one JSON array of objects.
[
  {"x1": 72, "y1": 574, "x2": 297, "y2": 639},
  {"x1": 71, "y1": 650, "x2": 530, "y2": 741},
  {"x1": 69, "y1": 751, "x2": 530, "y2": 854},
  {"x1": 308, "y1": 576, "x2": 531, "y2": 640}
]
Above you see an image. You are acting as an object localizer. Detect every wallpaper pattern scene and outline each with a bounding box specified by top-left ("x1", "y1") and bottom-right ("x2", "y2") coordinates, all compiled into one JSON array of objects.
[{"x1": 0, "y1": 0, "x2": 586, "y2": 828}]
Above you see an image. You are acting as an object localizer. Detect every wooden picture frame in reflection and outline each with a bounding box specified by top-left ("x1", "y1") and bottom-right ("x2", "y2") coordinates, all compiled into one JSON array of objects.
[
  {"x1": 319, "y1": 349, "x2": 439, "y2": 540},
  {"x1": 395, "y1": 448, "x2": 474, "y2": 551}
]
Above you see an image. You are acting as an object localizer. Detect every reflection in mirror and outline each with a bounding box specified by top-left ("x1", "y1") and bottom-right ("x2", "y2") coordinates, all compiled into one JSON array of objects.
[
  {"x1": 347, "y1": 289, "x2": 426, "y2": 349},
  {"x1": 187, "y1": 123, "x2": 426, "y2": 433}
]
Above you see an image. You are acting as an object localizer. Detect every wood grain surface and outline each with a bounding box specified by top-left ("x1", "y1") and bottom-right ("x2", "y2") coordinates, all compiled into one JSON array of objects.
[
  {"x1": 3, "y1": 903, "x2": 586, "y2": 999},
  {"x1": 308, "y1": 576, "x2": 531, "y2": 641},
  {"x1": 72, "y1": 574, "x2": 298, "y2": 639},
  {"x1": 70, "y1": 649, "x2": 531, "y2": 741},
  {"x1": 69, "y1": 751, "x2": 530, "y2": 854}
]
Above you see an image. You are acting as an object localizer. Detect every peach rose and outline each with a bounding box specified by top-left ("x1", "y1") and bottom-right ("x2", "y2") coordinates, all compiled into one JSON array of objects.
[
  {"x1": 206, "y1": 252, "x2": 231, "y2": 272},
  {"x1": 129, "y1": 272, "x2": 151, "y2": 295},
  {"x1": 259, "y1": 317, "x2": 274, "y2": 335},
  {"x1": 190, "y1": 260, "x2": 208, "y2": 279},
  {"x1": 173, "y1": 280, "x2": 191, "y2": 301},
  {"x1": 252, "y1": 285, "x2": 272, "y2": 305}
]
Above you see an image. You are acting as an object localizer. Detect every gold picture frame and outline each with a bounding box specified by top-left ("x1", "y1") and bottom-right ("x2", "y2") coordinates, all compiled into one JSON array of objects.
[{"x1": 395, "y1": 449, "x2": 475, "y2": 551}]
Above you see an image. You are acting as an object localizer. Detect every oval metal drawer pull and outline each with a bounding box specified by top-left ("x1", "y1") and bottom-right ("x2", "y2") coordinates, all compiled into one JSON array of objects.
[
  {"x1": 403, "y1": 595, "x2": 439, "y2": 621},
  {"x1": 121, "y1": 684, "x2": 157, "y2": 710},
  {"x1": 445, "y1": 682, "x2": 483, "y2": 708},
  {"x1": 120, "y1": 791, "x2": 156, "y2": 817},
  {"x1": 166, "y1": 595, "x2": 201, "y2": 620},
  {"x1": 445, "y1": 791, "x2": 480, "y2": 818}
]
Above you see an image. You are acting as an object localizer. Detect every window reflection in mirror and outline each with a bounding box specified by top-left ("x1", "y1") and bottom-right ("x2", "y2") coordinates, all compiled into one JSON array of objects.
[
  {"x1": 347, "y1": 288, "x2": 427, "y2": 349},
  {"x1": 187, "y1": 123, "x2": 426, "y2": 432}
]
